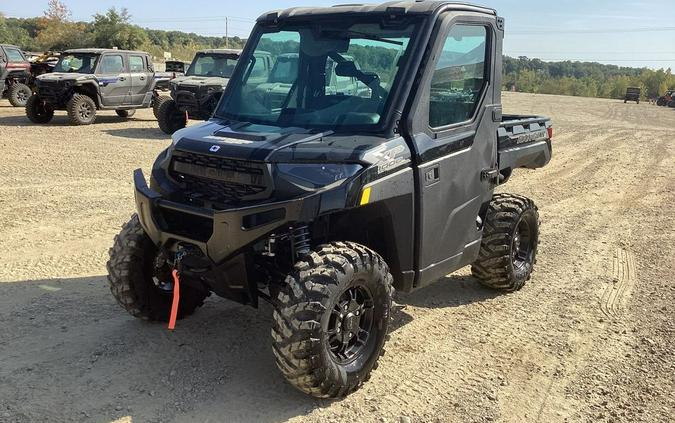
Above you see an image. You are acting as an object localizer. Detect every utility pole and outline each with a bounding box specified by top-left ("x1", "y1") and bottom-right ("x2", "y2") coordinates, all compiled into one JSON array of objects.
[{"x1": 225, "y1": 17, "x2": 229, "y2": 48}]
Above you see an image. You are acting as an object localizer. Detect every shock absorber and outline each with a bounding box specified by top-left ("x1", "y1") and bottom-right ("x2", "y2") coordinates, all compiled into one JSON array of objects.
[{"x1": 290, "y1": 225, "x2": 311, "y2": 260}]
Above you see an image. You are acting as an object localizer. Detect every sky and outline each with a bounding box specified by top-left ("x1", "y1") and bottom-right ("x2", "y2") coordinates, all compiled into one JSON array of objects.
[{"x1": 2, "y1": 0, "x2": 674, "y2": 70}]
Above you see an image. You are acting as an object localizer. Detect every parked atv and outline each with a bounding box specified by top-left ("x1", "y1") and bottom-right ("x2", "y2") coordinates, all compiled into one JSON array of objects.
[
  {"x1": 26, "y1": 48, "x2": 169, "y2": 125},
  {"x1": 156, "y1": 49, "x2": 241, "y2": 134},
  {"x1": 0, "y1": 44, "x2": 32, "y2": 107},
  {"x1": 108, "y1": 2, "x2": 553, "y2": 399},
  {"x1": 656, "y1": 90, "x2": 673, "y2": 107}
]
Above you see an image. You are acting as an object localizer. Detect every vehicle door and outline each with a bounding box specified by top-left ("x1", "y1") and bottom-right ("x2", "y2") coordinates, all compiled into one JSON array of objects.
[
  {"x1": 96, "y1": 53, "x2": 131, "y2": 106},
  {"x1": 0, "y1": 47, "x2": 7, "y2": 81},
  {"x1": 406, "y1": 13, "x2": 501, "y2": 287},
  {"x1": 128, "y1": 54, "x2": 152, "y2": 105}
]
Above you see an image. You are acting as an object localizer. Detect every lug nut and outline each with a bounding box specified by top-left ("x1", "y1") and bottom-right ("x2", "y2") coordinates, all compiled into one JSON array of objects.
[
  {"x1": 337, "y1": 327, "x2": 341, "y2": 333},
  {"x1": 355, "y1": 311, "x2": 360, "y2": 316},
  {"x1": 349, "y1": 332, "x2": 353, "y2": 338}
]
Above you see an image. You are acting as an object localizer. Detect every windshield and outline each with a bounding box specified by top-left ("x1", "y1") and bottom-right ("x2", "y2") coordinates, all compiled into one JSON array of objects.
[
  {"x1": 216, "y1": 19, "x2": 420, "y2": 130},
  {"x1": 186, "y1": 53, "x2": 239, "y2": 78},
  {"x1": 54, "y1": 53, "x2": 99, "y2": 73}
]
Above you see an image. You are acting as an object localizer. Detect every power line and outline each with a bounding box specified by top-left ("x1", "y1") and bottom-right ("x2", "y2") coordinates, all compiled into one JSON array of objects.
[
  {"x1": 510, "y1": 26, "x2": 675, "y2": 34},
  {"x1": 133, "y1": 15, "x2": 256, "y2": 23}
]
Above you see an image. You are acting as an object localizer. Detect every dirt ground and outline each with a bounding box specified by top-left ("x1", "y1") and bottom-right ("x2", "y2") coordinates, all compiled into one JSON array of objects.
[{"x1": 0, "y1": 93, "x2": 673, "y2": 423}]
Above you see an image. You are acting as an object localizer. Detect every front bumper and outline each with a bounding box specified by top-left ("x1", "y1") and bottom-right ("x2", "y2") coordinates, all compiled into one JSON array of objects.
[
  {"x1": 134, "y1": 169, "x2": 321, "y2": 264},
  {"x1": 173, "y1": 88, "x2": 219, "y2": 118}
]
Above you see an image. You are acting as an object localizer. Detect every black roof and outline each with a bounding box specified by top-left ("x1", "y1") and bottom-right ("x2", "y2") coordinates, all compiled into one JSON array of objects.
[{"x1": 258, "y1": 1, "x2": 496, "y2": 22}]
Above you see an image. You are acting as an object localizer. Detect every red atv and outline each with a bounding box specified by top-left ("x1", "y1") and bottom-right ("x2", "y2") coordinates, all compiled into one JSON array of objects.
[{"x1": 657, "y1": 90, "x2": 674, "y2": 107}]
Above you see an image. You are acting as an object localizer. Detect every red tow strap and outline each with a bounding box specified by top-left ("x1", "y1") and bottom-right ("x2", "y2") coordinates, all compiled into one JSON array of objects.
[{"x1": 168, "y1": 269, "x2": 181, "y2": 330}]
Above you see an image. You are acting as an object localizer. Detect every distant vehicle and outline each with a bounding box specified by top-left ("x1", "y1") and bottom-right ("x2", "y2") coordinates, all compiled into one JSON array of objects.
[
  {"x1": 624, "y1": 87, "x2": 641, "y2": 104},
  {"x1": 156, "y1": 49, "x2": 241, "y2": 134},
  {"x1": 25, "y1": 48, "x2": 171, "y2": 125},
  {"x1": 656, "y1": 90, "x2": 674, "y2": 107},
  {"x1": 165, "y1": 60, "x2": 188, "y2": 76},
  {"x1": 29, "y1": 51, "x2": 61, "y2": 74},
  {"x1": 0, "y1": 44, "x2": 32, "y2": 107}
]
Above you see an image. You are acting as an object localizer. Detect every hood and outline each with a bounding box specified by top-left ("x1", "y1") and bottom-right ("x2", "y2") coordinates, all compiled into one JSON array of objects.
[
  {"x1": 37, "y1": 72, "x2": 94, "y2": 83},
  {"x1": 171, "y1": 119, "x2": 407, "y2": 165},
  {"x1": 173, "y1": 75, "x2": 230, "y2": 89}
]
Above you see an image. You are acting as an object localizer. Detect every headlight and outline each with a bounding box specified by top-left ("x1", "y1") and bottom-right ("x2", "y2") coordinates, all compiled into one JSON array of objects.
[{"x1": 275, "y1": 163, "x2": 362, "y2": 190}]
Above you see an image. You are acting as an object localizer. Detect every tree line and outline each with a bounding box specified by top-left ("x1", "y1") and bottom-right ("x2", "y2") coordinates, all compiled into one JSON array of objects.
[
  {"x1": 503, "y1": 56, "x2": 674, "y2": 100},
  {"x1": 0, "y1": 1, "x2": 245, "y2": 61},
  {"x1": 1, "y1": 1, "x2": 673, "y2": 100}
]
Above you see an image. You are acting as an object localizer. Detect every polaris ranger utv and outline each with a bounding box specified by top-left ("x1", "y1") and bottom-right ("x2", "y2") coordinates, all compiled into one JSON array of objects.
[
  {"x1": 156, "y1": 49, "x2": 241, "y2": 134},
  {"x1": 25, "y1": 49, "x2": 169, "y2": 125},
  {"x1": 108, "y1": 1, "x2": 553, "y2": 399},
  {"x1": 0, "y1": 44, "x2": 32, "y2": 107}
]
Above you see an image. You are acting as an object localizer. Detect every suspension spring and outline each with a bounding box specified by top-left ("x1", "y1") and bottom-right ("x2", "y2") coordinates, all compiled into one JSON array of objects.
[{"x1": 290, "y1": 225, "x2": 311, "y2": 259}]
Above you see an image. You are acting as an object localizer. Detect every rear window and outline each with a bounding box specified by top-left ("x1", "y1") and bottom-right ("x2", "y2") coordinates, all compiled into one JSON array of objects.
[{"x1": 5, "y1": 48, "x2": 25, "y2": 62}]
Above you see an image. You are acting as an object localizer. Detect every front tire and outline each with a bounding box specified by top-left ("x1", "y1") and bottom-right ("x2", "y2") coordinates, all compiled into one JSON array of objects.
[
  {"x1": 106, "y1": 215, "x2": 208, "y2": 321},
  {"x1": 25, "y1": 94, "x2": 54, "y2": 124},
  {"x1": 472, "y1": 194, "x2": 540, "y2": 292},
  {"x1": 67, "y1": 94, "x2": 97, "y2": 125},
  {"x1": 8, "y1": 83, "x2": 32, "y2": 107},
  {"x1": 157, "y1": 98, "x2": 186, "y2": 134},
  {"x1": 153, "y1": 95, "x2": 171, "y2": 120},
  {"x1": 116, "y1": 109, "x2": 136, "y2": 119},
  {"x1": 272, "y1": 242, "x2": 393, "y2": 399}
]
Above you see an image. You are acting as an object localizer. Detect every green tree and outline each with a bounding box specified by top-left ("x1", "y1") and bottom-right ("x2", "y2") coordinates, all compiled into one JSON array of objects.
[{"x1": 90, "y1": 8, "x2": 148, "y2": 50}]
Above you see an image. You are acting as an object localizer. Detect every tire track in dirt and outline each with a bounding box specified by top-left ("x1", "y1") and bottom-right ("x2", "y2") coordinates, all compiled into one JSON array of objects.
[{"x1": 600, "y1": 248, "x2": 637, "y2": 318}]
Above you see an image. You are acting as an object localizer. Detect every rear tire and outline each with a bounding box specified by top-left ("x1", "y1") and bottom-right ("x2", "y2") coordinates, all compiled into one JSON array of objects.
[
  {"x1": 25, "y1": 94, "x2": 54, "y2": 124},
  {"x1": 472, "y1": 193, "x2": 540, "y2": 292},
  {"x1": 67, "y1": 94, "x2": 97, "y2": 125},
  {"x1": 107, "y1": 215, "x2": 208, "y2": 321},
  {"x1": 157, "y1": 98, "x2": 186, "y2": 134},
  {"x1": 116, "y1": 109, "x2": 136, "y2": 119},
  {"x1": 8, "y1": 83, "x2": 31, "y2": 107},
  {"x1": 272, "y1": 242, "x2": 393, "y2": 399}
]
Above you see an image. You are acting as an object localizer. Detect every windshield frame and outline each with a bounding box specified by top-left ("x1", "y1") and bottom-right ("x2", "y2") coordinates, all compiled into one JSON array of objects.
[
  {"x1": 214, "y1": 16, "x2": 427, "y2": 134},
  {"x1": 53, "y1": 53, "x2": 100, "y2": 74},
  {"x1": 185, "y1": 53, "x2": 240, "y2": 78}
]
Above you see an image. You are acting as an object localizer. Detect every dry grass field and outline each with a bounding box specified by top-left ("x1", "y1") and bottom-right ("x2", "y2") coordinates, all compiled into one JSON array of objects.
[{"x1": 0, "y1": 92, "x2": 673, "y2": 423}]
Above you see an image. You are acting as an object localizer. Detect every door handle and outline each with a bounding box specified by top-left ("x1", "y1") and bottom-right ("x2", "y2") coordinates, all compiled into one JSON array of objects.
[
  {"x1": 119, "y1": 77, "x2": 126, "y2": 81},
  {"x1": 139, "y1": 76, "x2": 145, "y2": 81},
  {"x1": 424, "y1": 165, "x2": 440, "y2": 186}
]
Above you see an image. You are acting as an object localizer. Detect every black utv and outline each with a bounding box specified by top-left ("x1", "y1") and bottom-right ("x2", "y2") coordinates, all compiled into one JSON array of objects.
[
  {"x1": 26, "y1": 49, "x2": 169, "y2": 125},
  {"x1": 108, "y1": 1, "x2": 553, "y2": 399},
  {"x1": 156, "y1": 49, "x2": 241, "y2": 134}
]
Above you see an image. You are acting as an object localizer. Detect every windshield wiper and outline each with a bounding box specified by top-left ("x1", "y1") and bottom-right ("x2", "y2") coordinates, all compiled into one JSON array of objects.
[{"x1": 322, "y1": 30, "x2": 403, "y2": 46}]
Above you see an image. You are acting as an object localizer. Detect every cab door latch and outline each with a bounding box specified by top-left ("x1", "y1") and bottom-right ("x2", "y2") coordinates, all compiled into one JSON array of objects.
[{"x1": 481, "y1": 168, "x2": 500, "y2": 184}]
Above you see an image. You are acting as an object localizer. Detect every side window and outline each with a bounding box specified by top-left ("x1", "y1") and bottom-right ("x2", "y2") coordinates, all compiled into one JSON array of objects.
[
  {"x1": 429, "y1": 25, "x2": 488, "y2": 128},
  {"x1": 99, "y1": 55, "x2": 124, "y2": 74},
  {"x1": 5, "y1": 48, "x2": 25, "y2": 62},
  {"x1": 129, "y1": 55, "x2": 145, "y2": 72}
]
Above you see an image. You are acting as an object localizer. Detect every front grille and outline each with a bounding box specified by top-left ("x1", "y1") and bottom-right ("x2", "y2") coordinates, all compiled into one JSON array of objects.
[
  {"x1": 37, "y1": 81, "x2": 68, "y2": 103},
  {"x1": 169, "y1": 150, "x2": 271, "y2": 206}
]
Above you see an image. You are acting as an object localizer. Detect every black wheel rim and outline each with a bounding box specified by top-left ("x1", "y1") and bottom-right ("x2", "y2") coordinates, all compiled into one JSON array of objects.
[
  {"x1": 512, "y1": 217, "x2": 533, "y2": 269},
  {"x1": 327, "y1": 284, "x2": 375, "y2": 364},
  {"x1": 78, "y1": 102, "x2": 93, "y2": 120}
]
